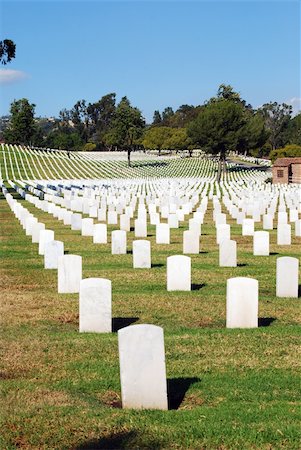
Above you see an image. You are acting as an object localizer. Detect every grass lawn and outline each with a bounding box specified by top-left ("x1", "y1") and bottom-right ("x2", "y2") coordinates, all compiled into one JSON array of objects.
[{"x1": 1, "y1": 186, "x2": 300, "y2": 449}]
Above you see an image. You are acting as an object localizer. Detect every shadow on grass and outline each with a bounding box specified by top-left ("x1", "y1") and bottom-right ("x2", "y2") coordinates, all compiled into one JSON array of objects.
[
  {"x1": 112, "y1": 317, "x2": 139, "y2": 332},
  {"x1": 270, "y1": 252, "x2": 279, "y2": 255},
  {"x1": 152, "y1": 263, "x2": 164, "y2": 268},
  {"x1": 191, "y1": 283, "x2": 206, "y2": 291},
  {"x1": 258, "y1": 317, "x2": 276, "y2": 327},
  {"x1": 76, "y1": 431, "x2": 164, "y2": 450},
  {"x1": 237, "y1": 263, "x2": 248, "y2": 267},
  {"x1": 127, "y1": 249, "x2": 133, "y2": 255},
  {"x1": 167, "y1": 377, "x2": 200, "y2": 410},
  {"x1": 299, "y1": 285, "x2": 301, "y2": 298}
]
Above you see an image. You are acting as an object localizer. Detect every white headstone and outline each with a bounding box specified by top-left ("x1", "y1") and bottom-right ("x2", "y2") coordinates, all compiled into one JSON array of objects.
[
  {"x1": 133, "y1": 240, "x2": 151, "y2": 268},
  {"x1": 242, "y1": 219, "x2": 254, "y2": 236},
  {"x1": 226, "y1": 277, "x2": 258, "y2": 328},
  {"x1": 156, "y1": 224, "x2": 170, "y2": 244},
  {"x1": 277, "y1": 224, "x2": 291, "y2": 245},
  {"x1": 118, "y1": 324, "x2": 168, "y2": 410},
  {"x1": 58, "y1": 254, "x2": 82, "y2": 293},
  {"x1": 167, "y1": 255, "x2": 191, "y2": 291},
  {"x1": 276, "y1": 257, "x2": 299, "y2": 297},
  {"x1": 253, "y1": 231, "x2": 269, "y2": 256},
  {"x1": 216, "y1": 224, "x2": 230, "y2": 244},
  {"x1": 134, "y1": 219, "x2": 147, "y2": 237},
  {"x1": 71, "y1": 213, "x2": 82, "y2": 231},
  {"x1": 111, "y1": 230, "x2": 127, "y2": 254},
  {"x1": 44, "y1": 240, "x2": 64, "y2": 269},
  {"x1": 38, "y1": 229, "x2": 54, "y2": 255},
  {"x1": 79, "y1": 278, "x2": 112, "y2": 333},
  {"x1": 32, "y1": 222, "x2": 45, "y2": 243},
  {"x1": 219, "y1": 240, "x2": 237, "y2": 267},
  {"x1": 183, "y1": 230, "x2": 199, "y2": 254},
  {"x1": 81, "y1": 218, "x2": 94, "y2": 236},
  {"x1": 263, "y1": 214, "x2": 273, "y2": 230},
  {"x1": 93, "y1": 224, "x2": 107, "y2": 244}
]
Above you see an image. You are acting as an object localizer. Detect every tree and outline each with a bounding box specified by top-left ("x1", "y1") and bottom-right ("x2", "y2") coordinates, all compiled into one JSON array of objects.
[
  {"x1": 285, "y1": 113, "x2": 301, "y2": 146},
  {"x1": 237, "y1": 112, "x2": 269, "y2": 156},
  {"x1": 86, "y1": 93, "x2": 116, "y2": 148},
  {"x1": 104, "y1": 97, "x2": 145, "y2": 166},
  {"x1": 259, "y1": 102, "x2": 292, "y2": 150},
  {"x1": 188, "y1": 99, "x2": 245, "y2": 181},
  {"x1": 0, "y1": 39, "x2": 16, "y2": 65},
  {"x1": 161, "y1": 107, "x2": 174, "y2": 126},
  {"x1": 4, "y1": 98, "x2": 36, "y2": 144},
  {"x1": 269, "y1": 144, "x2": 301, "y2": 163},
  {"x1": 142, "y1": 126, "x2": 173, "y2": 155},
  {"x1": 152, "y1": 110, "x2": 162, "y2": 125}
]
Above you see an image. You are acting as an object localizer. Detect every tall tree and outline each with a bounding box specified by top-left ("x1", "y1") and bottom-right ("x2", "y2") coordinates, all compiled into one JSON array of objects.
[
  {"x1": 188, "y1": 99, "x2": 245, "y2": 181},
  {"x1": 4, "y1": 98, "x2": 36, "y2": 144},
  {"x1": 87, "y1": 93, "x2": 116, "y2": 147},
  {"x1": 104, "y1": 97, "x2": 145, "y2": 166},
  {"x1": 152, "y1": 110, "x2": 162, "y2": 125},
  {"x1": 161, "y1": 107, "x2": 174, "y2": 126},
  {"x1": 259, "y1": 102, "x2": 292, "y2": 150},
  {"x1": 0, "y1": 39, "x2": 16, "y2": 64}
]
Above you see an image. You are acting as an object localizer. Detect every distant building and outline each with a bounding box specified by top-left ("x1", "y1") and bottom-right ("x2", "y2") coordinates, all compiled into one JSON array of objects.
[{"x1": 272, "y1": 158, "x2": 301, "y2": 184}]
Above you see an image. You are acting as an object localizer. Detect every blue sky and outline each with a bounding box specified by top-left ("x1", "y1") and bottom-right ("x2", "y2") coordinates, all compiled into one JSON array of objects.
[{"x1": 0, "y1": 0, "x2": 300, "y2": 122}]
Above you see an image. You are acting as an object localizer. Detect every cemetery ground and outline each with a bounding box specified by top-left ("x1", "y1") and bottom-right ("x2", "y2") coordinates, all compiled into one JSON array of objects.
[{"x1": 1, "y1": 187, "x2": 301, "y2": 450}]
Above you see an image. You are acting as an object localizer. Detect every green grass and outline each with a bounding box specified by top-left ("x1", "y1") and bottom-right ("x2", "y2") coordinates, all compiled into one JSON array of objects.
[{"x1": 1, "y1": 186, "x2": 300, "y2": 450}]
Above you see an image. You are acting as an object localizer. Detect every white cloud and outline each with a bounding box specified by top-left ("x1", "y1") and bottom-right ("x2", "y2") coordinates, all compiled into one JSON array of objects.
[
  {"x1": 0, "y1": 69, "x2": 28, "y2": 85},
  {"x1": 287, "y1": 97, "x2": 301, "y2": 115}
]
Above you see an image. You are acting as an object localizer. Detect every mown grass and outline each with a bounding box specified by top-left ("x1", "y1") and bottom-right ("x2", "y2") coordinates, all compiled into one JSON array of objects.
[{"x1": 1, "y1": 187, "x2": 300, "y2": 450}]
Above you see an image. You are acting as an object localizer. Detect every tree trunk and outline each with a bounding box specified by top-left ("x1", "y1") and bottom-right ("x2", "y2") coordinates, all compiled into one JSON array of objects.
[
  {"x1": 127, "y1": 148, "x2": 131, "y2": 167},
  {"x1": 217, "y1": 150, "x2": 226, "y2": 183}
]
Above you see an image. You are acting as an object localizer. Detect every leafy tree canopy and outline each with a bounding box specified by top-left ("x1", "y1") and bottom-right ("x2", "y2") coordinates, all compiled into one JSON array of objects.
[{"x1": 0, "y1": 39, "x2": 16, "y2": 65}]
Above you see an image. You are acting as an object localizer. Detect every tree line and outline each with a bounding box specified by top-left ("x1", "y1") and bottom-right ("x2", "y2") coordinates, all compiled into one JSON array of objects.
[{"x1": 2, "y1": 84, "x2": 300, "y2": 153}]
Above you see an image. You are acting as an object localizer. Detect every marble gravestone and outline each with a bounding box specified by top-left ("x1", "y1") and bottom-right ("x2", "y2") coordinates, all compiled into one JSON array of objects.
[
  {"x1": 183, "y1": 230, "x2": 199, "y2": 254},
  {"x1": 118, "y1": 324, "x2": 168, "y2": 410},
  {"x1": 111, "y1": 230, "x2": 127, "y2": 254},
  {"x1": 226, "y1": 277, "x2": 258, "y2": 328},
  {"x1": 276, "y1": 257, "x2": 299, "y2": 298},
  {"x1": 58, "y1": 254, "x2": 82, "y2": 293},
  {"x1": 167, "y1": 255, "x2": 191, "y2": 291},
  {"x1": 93, "y1": 223, "x2": 107, "y2": 244},
  {"x1": 44, "y1": 240, "x2": 64, "y2": 269},
  {"x1": 156, "y1": 224, "x2": 170, "y2": 244},
  {"x1": 133, "y1": 240, "x2": 151, "y2": 268},
  {"x1": 253, "y1": 231, "x2": 269, "y2": 256},
  {"x1": 79, "y1": 278, "x2": 112, "y2": 333},
  {"x1": 219, "y1": 240, "x2": 237, "y2": 267},
  {"x1": 38, "y1": 229, "x2": 54, "y2": 255}
]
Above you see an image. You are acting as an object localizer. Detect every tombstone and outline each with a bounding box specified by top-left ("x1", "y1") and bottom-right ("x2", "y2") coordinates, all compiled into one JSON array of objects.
[
  {"x1": 133, "y1": 240, "x2": 151, "y2": 268},
  {"x1": 167, "y1": 255, "x2": 191, "y2": 291},
  {"x1": 89, "y1": 205, "x2": 98, "y2": 218},
  {"x1": 134, "y1": 219, "x2": 147, "y2": 238},
  {"x1": 79, "y1": 278, "x2": 112, "y2": 333},
  {"x1": 63, "y1": 210, "x2": 73, "y2": 226},
  {"x1": 38, "y1": 229, "x2": 54, "y2": 255},
  {"x1": 226, "y1": 277, "x2": 258, "y2": 328},
  {"x1": 71, "y1": 213, "x2": 82, "y2": 231},
  {"x1": 156, "y1": 224, "x2": 170, "y2": 244},
  {"x1": 263, "y1": 214, "x2": 273, "y2": 230},
  {"x1": 216, "y1": 224, "x2": 230, "y2": 244},
  {"x1": 98, "y1": 208, "x2": 107, "y2": 222},
  {"x1": 108, "y1": 211, "x2": 118, "y2": 225},
  {"x1": 183, "y1": 230, "x2": 199, "y2": 254},
  {"x1": 32, "y1": 222, "x2": 45, "y2": 243},
  {"x1": 277, "y1": 224, "x2": 291, "y2": 245},
  {"x1": 150, "y1": 212, "x2": 160, "y2": 225},
  {"x1": 295, "y1": 219, "x2": 301, "y2": 237},
  {"x1": 58, "y1": 255, "x2": 82, "y2": 293},
  {"x1": 168, "y1": 214, "x2": 179, "y2": 229},
  {"x1": 253, "y1": 231, "x2": 269, "y2": 256},
  {"x1": 118, "y1": 324, "x2": 168, "y2": 410},
  {"x1": 219, "y1": 240, "x2": 237, "y2": 267},
  {"x1": 25, "y1": 216, "x2": 38, "y2": 236},
  {"x1": 242, "y1": 219, "x2": 254, "y2": 236},
  {"x1": 93, "y1": 223, "x2": 107, "y2": 244},
  {"x1": 276, "y1": 257, "x2": 299, "y2": 297},
  {"x1": 44, "y1": 240, "x2": 64, "y2": 269},
  {"x1": 81, "y1": 218, "x2": 94, "y2": 237},
  {"x1": 120, "y1": 214, "x2": 131, "y2": 232},
  {"x1": 111, "y1": 230, "x2": 127, "y2": 254},
  {"x1": 189, "y1": 219, "x2": 201, "y2": 236},
  {"x1": 277, "y1": 211, "x2": 288, "y2": 224}
]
